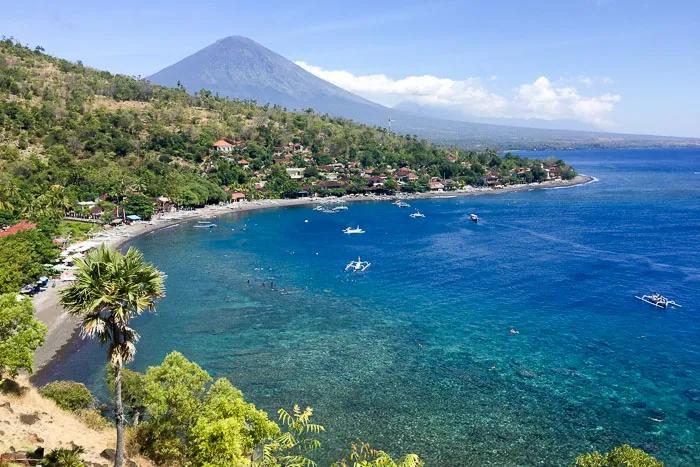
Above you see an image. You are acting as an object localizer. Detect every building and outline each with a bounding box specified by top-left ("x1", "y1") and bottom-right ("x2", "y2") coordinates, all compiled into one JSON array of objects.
[
  {"x1": 286, "y1": 167, "x2": 305, "y2": 180},
  {"x1": 213, "y1": 139, "x2": 235, "y2": 153},
  {"x1": 429, "y1": 178, "x2": 445, "y2": 192},
  {"x1": 237, "y1": 159, "x2": 250, "y2": 169},
  {"x1": 156, "y1": 196, "x2": 173, "y2": 213},
  {"x1": 0, "y1": 220, "x2": 37, "y2": 238},
  {"x1": 230, "y1": 192, "x2": 246, "y2": 202},
  {"x1": 484, "y1": 171, "x2": 500, "y2": 186}
]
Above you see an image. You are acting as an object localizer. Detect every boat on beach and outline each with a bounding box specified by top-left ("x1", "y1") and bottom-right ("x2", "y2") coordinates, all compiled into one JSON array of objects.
[
  {"x1": 343, "y1": 226, "x2": 365, "y2": 234},
  {"x1": 635, "y1": 293, "x2": 681, "y2": 309},
  {"x1": 345, "y1": 256, "x2": 371, "y2": 272}
]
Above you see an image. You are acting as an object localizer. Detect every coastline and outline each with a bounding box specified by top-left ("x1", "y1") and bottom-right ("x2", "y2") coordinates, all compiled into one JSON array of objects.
[{"x1": 31, "y1": 174, "x2": 593, "y2": 374}]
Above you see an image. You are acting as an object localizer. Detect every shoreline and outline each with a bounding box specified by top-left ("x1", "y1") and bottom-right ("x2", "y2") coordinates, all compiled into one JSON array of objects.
[{"x1": 31, "y1": 174, "x2": 593, "y2": 374}]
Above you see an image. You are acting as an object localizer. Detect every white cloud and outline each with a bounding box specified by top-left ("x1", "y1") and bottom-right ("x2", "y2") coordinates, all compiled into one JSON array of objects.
[
  {"x1": 516, "y1": 77, "x2": 620, "y2": 125},
  {"x1": 296, "y1": 61, "x2": 620, "y2": 127},
  {"x1": 296, "y1": 61, "x2": 508, "y2": 116}
]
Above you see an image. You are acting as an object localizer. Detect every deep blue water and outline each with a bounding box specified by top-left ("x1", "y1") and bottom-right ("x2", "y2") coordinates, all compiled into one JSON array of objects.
[{"x1": 37, "y1": 148, "x2": 700, "y2": 466}]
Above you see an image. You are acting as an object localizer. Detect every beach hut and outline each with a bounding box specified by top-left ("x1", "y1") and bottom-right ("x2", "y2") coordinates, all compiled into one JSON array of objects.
[
  {"x1": 230, "y1": 192, "x2": 246, "y2": 202},
  {"x1": 126, "y1": 214, "x2": 142, "y2": 223}
]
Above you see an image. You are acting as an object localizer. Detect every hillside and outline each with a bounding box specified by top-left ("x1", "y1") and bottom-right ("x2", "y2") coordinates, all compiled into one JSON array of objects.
[
  {"x1": 0, "y1": 37, "x2": 574, "y2": 223},
  {"x1": 0, "y1": 377, "x2": 152, "y2": 466},
  {"x1": 148, "y1": 36, "x2": 700, "y2": 149}
]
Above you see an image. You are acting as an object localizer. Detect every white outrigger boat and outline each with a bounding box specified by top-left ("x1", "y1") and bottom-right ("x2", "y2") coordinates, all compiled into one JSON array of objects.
[
  {"x1": 409, "y1": 210, "x2": 425, "y2": 218},
  {"x1": 333, "y1": 205, "x2": 348, "y2": 211},
  {"x1": 393, "y1": 200, "x2": 411, "y2": 208},
  {"x1": 469, "y1": 213, "x2": 479, "y2": 223},
  {"x1": 343, "y1": 226, "x2": 365, "y2": 234},
  {"x1": 194, "y1": 221, "x2": 217, "y2": 228},
  {"x1": 345, "y1": 256, "x2": 371, "y2": 272},
  {"x1": 635, "y1": 293, "x2": 681, "y2": 309}
]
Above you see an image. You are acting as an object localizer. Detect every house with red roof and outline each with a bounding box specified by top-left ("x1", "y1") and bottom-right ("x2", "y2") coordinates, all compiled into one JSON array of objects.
[
  {"x1": 0, "y1": 220, "x2": 37, "y2": 238},
  {"x1": 213, "y1": 139, "x2": 235, "y2": 153}
]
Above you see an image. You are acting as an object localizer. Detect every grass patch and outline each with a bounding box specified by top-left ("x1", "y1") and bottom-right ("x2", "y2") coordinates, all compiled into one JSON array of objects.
[{"x1": 56, "y1": 221, "x2": 101, "y2": 242}]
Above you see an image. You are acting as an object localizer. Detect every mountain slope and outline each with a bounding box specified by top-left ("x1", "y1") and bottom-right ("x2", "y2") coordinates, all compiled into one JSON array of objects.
[
  {"x1": 149, "y1": 36, "x2": 389, "y2": 124},
  {"x1": 149, "y1": 36, "x2": 699, "y2": 149}
]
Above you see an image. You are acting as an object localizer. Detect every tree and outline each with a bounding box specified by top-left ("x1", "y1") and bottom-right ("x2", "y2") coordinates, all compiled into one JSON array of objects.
[
  {"x1": 123, "y1": 194, "x2": 155, "y2": 220},
  {"x1": 574, "y1": 444, "x2": 663, "y2": 467},
  {"x1": 263, "y1": 405, "x2": 325, "y2": 467},
  {"x1": 60, "y1": 246, "x2": 165, "y2": 467},
  {"x1": 135, "y1": 351, "x2": 279, "y2": 465},
  {"x1": 189, "y1": 378, "x2": 279, "y2": 465},
  {"x1": 0, "y1": 293, "x2": 47, "y2": 377},
  {"x1": 0, "y1": 229, "x2": 59, "y2": 293},
  {"x1": 138, "y1": 351, "x2": 212, "y2": 463},
  {"x1": 106, "y1": 365, "x2": 147, "y2": 425},
  {"x1": 333, "y1": 443, "x2": 423, "y2": 467}
]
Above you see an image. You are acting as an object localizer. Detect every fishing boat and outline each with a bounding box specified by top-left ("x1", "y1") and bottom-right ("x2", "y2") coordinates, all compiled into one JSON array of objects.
[
  {"x1": 393, "y1": 200, "x2": 411, "y2": 208},
  {"x1": 194, "y1": 221, "x2": 217, "y2": 228},
  {"x1": 343, "y1": 226, "x2": 365, "y2": 234},
  {"x1": 635, "y1": 293, "x2": 681, "y2": 309},
  {"x1": 409, "y1": 210, "x2": 425, "y2": 218},
  {"x1": 345, "y1": 256, "x2": 371, "y2": 272},
  {"x1": 333, "y1": 205, "x2": 348, "y2": 211},
  {"x1": 469, "y1": 213, "x2": 479, "y2": 223}
]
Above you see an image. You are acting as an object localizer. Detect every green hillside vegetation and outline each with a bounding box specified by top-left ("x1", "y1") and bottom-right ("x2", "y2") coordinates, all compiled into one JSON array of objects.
[{"x1": 0, "y1": 37, "x2": 575, "y2": 224}]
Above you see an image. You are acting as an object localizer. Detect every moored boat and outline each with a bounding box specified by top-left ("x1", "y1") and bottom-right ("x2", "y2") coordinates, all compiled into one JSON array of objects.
[
  {"x1": 469, "y1": 213, "x2": 479, "y2": 223},
  {"x1": 343, "y1": 226, "x2": 365, "y2": 234},
  {"x1": 345, "y1": 256, "x2": 371, "y2": 272},
  {"x1": 635, "y1": 293, "x2": 681, "y2": 309}
]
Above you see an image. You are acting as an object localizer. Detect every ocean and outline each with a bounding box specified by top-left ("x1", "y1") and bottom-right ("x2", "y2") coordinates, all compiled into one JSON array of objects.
[{"x1": 36, "y1": 148, "x2": 700, "y2": 466}]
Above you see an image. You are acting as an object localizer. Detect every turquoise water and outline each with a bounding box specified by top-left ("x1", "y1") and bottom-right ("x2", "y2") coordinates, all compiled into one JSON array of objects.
[{"x1": 37, "y1": 148, "x2": 700, "y2": 465}]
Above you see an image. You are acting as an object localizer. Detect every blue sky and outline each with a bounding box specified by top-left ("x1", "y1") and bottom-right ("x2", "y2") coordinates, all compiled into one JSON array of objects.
[{"x1": 2, "y1": 0, "x2": 699, "y2": 137}]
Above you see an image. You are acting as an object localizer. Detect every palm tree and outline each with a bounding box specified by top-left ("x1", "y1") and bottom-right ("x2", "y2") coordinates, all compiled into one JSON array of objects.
[{"x1": 60, "y1": 246, "x2": 165, "y2": 467}]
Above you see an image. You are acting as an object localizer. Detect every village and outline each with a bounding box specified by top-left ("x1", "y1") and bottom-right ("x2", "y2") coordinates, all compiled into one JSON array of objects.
[{"x1": 211, "y1": 137, "x2": 570, "y2": 199}]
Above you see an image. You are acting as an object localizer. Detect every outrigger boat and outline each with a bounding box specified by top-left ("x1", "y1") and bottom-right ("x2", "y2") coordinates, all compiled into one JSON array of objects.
[
  {"x1": 194, "y1": 221, "x2": 217, "y2": 228},
  {"x1": 343, "y1": 226, "x2": 365, "y2": 234},
  {"x1": 393, "y1": 200, "x2": 411, "y2": 208},
  {"x1": 409, "y1": 210, "x2": 425, "y2": 218},
  {"x1": 635, "y1": 293, "x2": 681, "y2": 309},
  {"x1": 469, "y1": 213, "x2": 479, "y2": 223},
  {"x1": 345, "y1": 256, "x2": 371, "y2": 272},
  {"x1": 332, "y1": 205, "x2": 348, "y2": 211}
]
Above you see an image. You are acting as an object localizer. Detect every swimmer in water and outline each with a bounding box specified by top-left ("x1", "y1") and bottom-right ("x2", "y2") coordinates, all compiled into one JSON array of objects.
[{"x1": 509, "y1": 327, "x2": 519, "y2": 335}]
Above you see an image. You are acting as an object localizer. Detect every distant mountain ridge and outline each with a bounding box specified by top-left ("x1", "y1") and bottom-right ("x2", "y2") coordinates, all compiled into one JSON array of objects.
[{"x1": 149, "y1": 36, "x2": 699, "y2": 149}]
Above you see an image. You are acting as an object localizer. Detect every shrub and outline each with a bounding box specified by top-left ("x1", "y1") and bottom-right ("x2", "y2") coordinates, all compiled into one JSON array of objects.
[
  {"x1": 333, "y1": 442, "x2": 423, "y2": 467},
  {"x1": 41, "y1": 446, "x2": 86, "y2": 467},
  {"x1": 40, "y1": 380, "x2": 94, "y2": 412},
  {"x1": 76, "y1": 408, "x2": 111, "y2": 431},
  {"x1": 574, "y1": 444, "x2": 663, "y2": 467}
]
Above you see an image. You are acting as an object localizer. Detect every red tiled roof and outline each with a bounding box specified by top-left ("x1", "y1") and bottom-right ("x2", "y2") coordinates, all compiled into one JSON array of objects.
[
  {"x1": 213, "y1": 139, "x2": 234, "y2": 147},
  {"x1": 0, "y1": 220, "x2": 37, "y2": 238}
]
